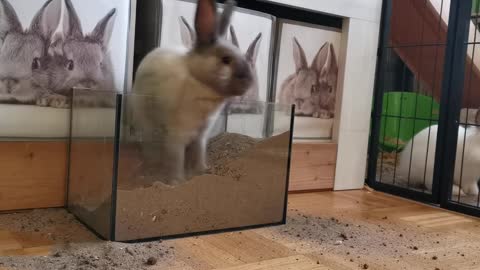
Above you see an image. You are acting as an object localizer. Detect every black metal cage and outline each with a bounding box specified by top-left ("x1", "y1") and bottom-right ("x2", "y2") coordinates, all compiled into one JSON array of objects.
[{"x1": 368, "y1": 0, "x2": 480, "y2": 218}]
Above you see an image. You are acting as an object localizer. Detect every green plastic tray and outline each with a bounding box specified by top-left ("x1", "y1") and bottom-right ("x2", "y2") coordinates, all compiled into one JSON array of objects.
[{"x1": 379, "y1": 92, "x2": 440, "y2": 152}]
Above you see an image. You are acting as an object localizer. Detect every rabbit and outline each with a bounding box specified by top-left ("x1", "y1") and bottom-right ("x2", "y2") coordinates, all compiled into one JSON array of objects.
[
  {"x1": 132, "y1": 0, "x2": 253, "y2": 186},
  {"x1": 0, "y1": 0, "x2": 65, "y2": 106},
  {"x1": 179, "y1": 18, "x2": 263, "y2": 114},
  {"x1": 227, "y1": 26, "x2": 263, "y2": 114},
  {"x1": 397, "y1": 112, "x2": 480, "y2": 197},
  {"x1": 39, "y1": 0, "x2": 117, "y2": 108},
  {"x1": 278, "y1": 38, "x2": 338, "y2": 118}
]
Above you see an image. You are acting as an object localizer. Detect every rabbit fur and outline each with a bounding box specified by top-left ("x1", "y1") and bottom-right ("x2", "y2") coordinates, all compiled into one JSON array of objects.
[
  {"x1": 40, "y1": 0, "x2": 117, "y2": 108},
  {"x1": 180, "y1": 17, "x2": 263, "y2": 114},
  {"x1": 397, "y1": 114, "x2": 480, "y2": 197},
  {"x1": 132, "y1": 0, "x2": 253, "y2": 186},
  {"x1": 0, "y1": 0, "x2": 64, "y2": 106},
  {"x1": 279, "y1": 38, "x2": 338, "y2": 118}
]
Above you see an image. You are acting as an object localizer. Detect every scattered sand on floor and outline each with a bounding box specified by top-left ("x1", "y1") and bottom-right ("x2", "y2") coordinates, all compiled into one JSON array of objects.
[
  {"x1": 0, "y1": 209, "x2": 177, "y2": 270},
  {"x1": 255, "y1": 203, "x2": 480, "y2": 270},
  {"x1": 1, "y1": 199, "x2": 480, "y2": 270}
]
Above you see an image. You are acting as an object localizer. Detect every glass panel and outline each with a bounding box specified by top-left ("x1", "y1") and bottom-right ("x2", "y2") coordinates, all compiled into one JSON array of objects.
[
  {"x1": 67, "y1": 89, "x2": 118, "y2": 239},
  {"x1": 115, "y1": 96, "x2": 293, "y2": 241}
]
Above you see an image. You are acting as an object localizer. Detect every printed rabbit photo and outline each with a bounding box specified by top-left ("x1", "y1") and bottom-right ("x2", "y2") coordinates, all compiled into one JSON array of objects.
[
  {"x1": 179, "y1": 16, "x2": 263, "y2": 114},
  {"x1": 42, "y1": 0, "x2": 117, "y2": 107},
  {"x1": 132, "y1": 0, "x2": 253, "y2": 186},
  {"x1": 279, "y1": 38, "x2": 338, "y2": 119},
  {"x1": 227, "y1": 25, "x2": 262, "y2": 114},
  {"x1": 397, "y1": 109, "x2": 480, "y2": 197},
  {"x1": 0, "y1": 0, "x2": 64, "y2": 106}
]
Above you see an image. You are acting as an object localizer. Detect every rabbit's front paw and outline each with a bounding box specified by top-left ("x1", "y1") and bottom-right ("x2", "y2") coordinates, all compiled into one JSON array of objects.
[
  {"x1": 464, "y1": 183, "x2": 479, "y2": 196},
  {"x1": 37, "y1": 94, "x2": 70, "y2": 108},
  {"x1": 452, "y1": 184, "x2": 466, "y2": 197},
  {"x1": 313, "y1": 110, "x2": 332, "y2": 119}
]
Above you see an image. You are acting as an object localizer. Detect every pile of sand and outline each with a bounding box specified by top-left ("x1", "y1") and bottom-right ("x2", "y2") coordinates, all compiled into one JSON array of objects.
[
  {"x1": 115, "y1": 132, "x2": 290, "y2": 241},
  {"x1": 68, "y1": 132, "x2": 291, "y2": 241}
]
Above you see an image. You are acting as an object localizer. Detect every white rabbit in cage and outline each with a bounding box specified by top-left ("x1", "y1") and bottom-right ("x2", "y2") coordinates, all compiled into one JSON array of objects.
[{"x1": 397, "y1": 111, "x2": 480, "y2": 197}]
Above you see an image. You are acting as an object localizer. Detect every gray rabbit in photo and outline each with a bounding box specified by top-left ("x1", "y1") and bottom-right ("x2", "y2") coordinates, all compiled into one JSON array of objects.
[
  {"x1": 133, "y1": 0, "x2": 253, "y2": 186},
  {"x1": 40, "y1": 0, "x2": 117, "y2": 107},
  {"x1": 179, "y1": 17, "x2": 263, "y2": 114},
  {"x1": 0, "y1": 0, "x2": 63, "y2": 106},
  {"x1": 227, "y1": 26, "x2": 263, "y2": 114},
  {"x1": 279, "y1": 38, "x2": 338, "y2": 118}
]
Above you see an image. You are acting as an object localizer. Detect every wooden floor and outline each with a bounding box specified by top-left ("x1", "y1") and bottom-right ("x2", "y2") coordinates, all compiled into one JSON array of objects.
[{"x1": 1, "y1": 189, "x2": 480, "y2": 269}]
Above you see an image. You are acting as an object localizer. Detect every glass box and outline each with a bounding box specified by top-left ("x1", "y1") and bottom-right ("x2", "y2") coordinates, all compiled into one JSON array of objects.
[{"x1": 67, "y1": 89, "x2": 294, "y2": 241}]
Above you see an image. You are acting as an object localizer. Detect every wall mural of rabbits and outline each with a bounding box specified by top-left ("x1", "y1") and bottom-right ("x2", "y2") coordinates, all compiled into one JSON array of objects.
[
  {"x1": 0, "y1": 0, "x2": 131, "y2": 109},
  {"x1": 279, "y1": 37, "x2": 338, "y2": 119},
  {"x1": 46, "y1": 0, "x2": 116, "y2": 102},
  {"x1": 0, "y1": 0, "x2": 63, "y2": 106},
  {"x1": 273, "y1": 21, "x2": 341, "y2": 139},
  {"x1": 227, "y1": 26, "x2": 263, "y2": 113}
]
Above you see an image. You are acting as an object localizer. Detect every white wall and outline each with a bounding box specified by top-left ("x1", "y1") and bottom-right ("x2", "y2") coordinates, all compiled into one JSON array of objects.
[
  {"x1": 266, "y1": 0, "x2": 383, "y2": 190},
  {"x1": 263, "y1": 0, "x2": 382, "y2": 22}
]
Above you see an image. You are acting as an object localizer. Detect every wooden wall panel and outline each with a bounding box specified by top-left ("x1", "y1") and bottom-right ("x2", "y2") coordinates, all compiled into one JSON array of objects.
[
  {"x1": 288, "y1": 143, "x2": 337, "y2": 192},
  {"x1": 390, "y1": 0, "x2": 480, "y2": 108},
  {"x1": 0, "y1": 142, "x2": 67, "y2": 211}
]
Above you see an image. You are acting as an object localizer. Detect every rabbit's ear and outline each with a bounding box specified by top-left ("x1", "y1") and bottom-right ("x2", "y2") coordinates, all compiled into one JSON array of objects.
[
  {"x1": 90, "y1": 9, "x2": 116, "y2": 48},
  {"x1": 293, "y1": 37, "x2": 307, "y2": 72},
  {"x1": 179, "y1": 16, "x2": 195, "y2": 49},
  {"x1": 30, "y1": 0, "x2": 62, "y2": 41},
  {"x1": 312, "y1": 42, "x2": 338, "y2": 80},
  {"x1": 229, "y1": 26, "x2": 239, "y2": 48},
  {"x1": 0, "y1": 0, "x2": 22, "y2": 42},
  {"x1": 195, "y1": 0, "x2": 218, "y2": 46},
  {"x1": 327, "y1": 43, "x2": 339, "y2": 74},
  {"x1": 245, "y1": 32, "x2": 262, "y2": 64},
  {"x1": 63, "y1": 0, "x2": 83, "y2": 39},
  {"x1": 218, "y1": 0, "x2": 235, "y2": 37}
]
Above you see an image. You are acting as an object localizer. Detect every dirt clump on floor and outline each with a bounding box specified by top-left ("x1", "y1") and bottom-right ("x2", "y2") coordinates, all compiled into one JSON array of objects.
[{"x1": 0, "y1": 209, "x2": 177, "y2": 270}]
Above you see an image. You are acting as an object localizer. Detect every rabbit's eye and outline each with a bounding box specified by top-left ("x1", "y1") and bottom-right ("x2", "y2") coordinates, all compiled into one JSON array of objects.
[
  {"x1": 221, "y1": 56, "x2": 232, "y2": 65},
  {"x1": 32, "y1": 58, "x2": 41, "y2": 70},
  {"x1": 66, "y1": 60, "x2": 74, "y2": 71}
]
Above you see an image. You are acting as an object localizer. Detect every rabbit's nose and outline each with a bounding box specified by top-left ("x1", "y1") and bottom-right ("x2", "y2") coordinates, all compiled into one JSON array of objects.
[
  {"x1": 2, "y1": 78, "x2": 19, "y2": 91},
  {"x1": 77, "y1": 80, "x2": 97, "y2": 89}
]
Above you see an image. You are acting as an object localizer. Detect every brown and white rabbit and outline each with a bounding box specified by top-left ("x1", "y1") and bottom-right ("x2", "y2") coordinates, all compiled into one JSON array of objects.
[
  {"x1": 397, "y1": 109, "x2": 480, "y2": 197},
  {"x1": 41, "y1": 0, "x2": 117, "y2": 107},
  {"x1": 279, "y1": 38, "x2": 338, "y2": 118},
  {"x1": 0, "y1": 0, "x2": 63, "y2": 105},
  {"x1": 132, "y1": 0, "x2": 253, "y2": 186},
  {"x1": 179, "y1": 17, "x2": 262, "y2": 114}
]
